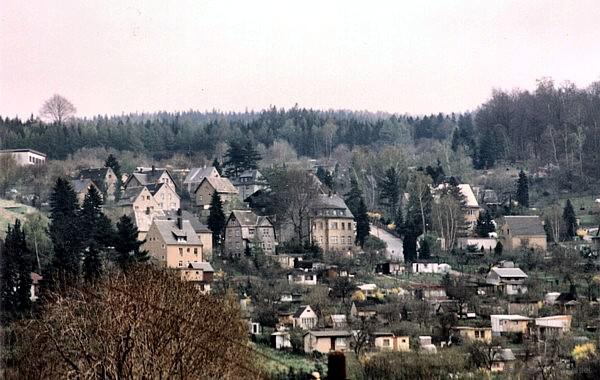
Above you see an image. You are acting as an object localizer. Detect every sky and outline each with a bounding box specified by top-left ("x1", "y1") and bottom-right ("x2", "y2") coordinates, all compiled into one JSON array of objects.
[{"x1": 1, "y1": 0, "x2": 600, "y2": 118}]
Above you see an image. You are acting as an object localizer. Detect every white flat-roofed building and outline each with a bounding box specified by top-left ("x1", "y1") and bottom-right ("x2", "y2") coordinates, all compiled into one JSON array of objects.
[{"x1": 0, "y1": 149, "x2": 46, "y2": 166}]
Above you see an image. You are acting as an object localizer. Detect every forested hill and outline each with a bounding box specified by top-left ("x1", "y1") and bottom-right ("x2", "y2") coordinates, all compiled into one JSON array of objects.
[{"x1": 1, "y1": 79, "x2": 600, "y2": 179}]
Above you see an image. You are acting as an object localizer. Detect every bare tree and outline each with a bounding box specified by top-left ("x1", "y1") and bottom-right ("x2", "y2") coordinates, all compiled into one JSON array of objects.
[
  {"x1": 39, "y1": 94, "x2": 76, "y2": 124},
  {"x1": 9, "y1": 266, "x2": 259, "y2": 379}
]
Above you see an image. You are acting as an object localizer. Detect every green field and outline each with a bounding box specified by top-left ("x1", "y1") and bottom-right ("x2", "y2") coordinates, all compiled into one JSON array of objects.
[{"x1": 254, "y1": 344, "x2": 326, "y2": 378}]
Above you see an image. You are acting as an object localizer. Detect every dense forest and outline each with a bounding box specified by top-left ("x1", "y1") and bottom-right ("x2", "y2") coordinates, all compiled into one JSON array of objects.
[{"x1": 1, "y1": 79, "x2": 600, "y2": 179}]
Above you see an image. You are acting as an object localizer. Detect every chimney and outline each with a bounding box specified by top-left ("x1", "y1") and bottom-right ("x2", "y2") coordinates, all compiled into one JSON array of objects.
[
  {"x1": 176, "y1": 208, "x2": 183, "y2": 230},
  {"x1": 151, "y1": 165, "x2": 156, "y2": 174}
]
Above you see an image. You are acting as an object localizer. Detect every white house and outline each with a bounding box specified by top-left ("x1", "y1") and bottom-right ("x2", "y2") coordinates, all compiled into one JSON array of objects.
[
  {"x1": 293, "y1": 305, "x2": 318, "y2": 330},
  {"x1": 411, "y1": 262, "x2": 451, "y2": 274},
  {"x1": 491, "y1": 315, "x2": 530, "y2": 336},
  {"x1": 0, "y1": 149, "x2": 46, "y2": 166},
  {"x1": 271, "y1": 331, "x2": 292, "y2": 350},
  {"x1": 288, "y1": 270, "x2": 317, "y2": 286},
  {"x1": 486, "y1": 266, "x2": 528, "y2": 295}
]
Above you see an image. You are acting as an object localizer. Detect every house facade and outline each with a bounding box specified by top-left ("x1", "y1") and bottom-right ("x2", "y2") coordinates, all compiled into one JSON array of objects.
[
  {"x1": 303, "y1": 330, "x2": 352, "y2": 354},
  {"x1": 0, "y1": 149, "x2": 46, "y2": 166},
  {"x1": 501, "y1": 216, "x2": 547, "y2": 251},
  {"x1": 70, "y1": 178, "x2": 101, "y2": 205},
  {"x1": 194, "y1": 177, "x2": 239, "y2": 214},
  {"x1": 231, "y1": 169, "x2": 266, "y2": 200},
  {"x1": 310, "y1": 194, "x2": 356, "y2": 252},
  {"x1": 183, "y1": 166, "x2": 221, "y2": 194},
  {"x1": 147, "y1": 182, "x2": 180, "y2": 211},
  {"x1": 486, "y1": 266, "x2": 528, "y2": 295},
  {"x1": 77, "y1": 167, "x2": 117, "y2": 200},
  {"x1": 223, "y1": 210, "x2": 276, "y2": 257},
  {"x1": 293, "y1": 305, "x2": 318, "y2": 330},
  {"x1": 491, "y1": 315, "x2": 530, "y2": 336},
  {"x1": 372, "y1": 333, "x2": 410, "y2": 352},
  {"x1": 143, "y1": 217, "x2": 205, "y2": 268},
  {"x1": 156, "y1": 209, "x2": 213, "y2": 260},
  {"x1": 452, "y1": 326, "x2": 493, "y2": 344},
  {"x1": 117, "y1": 186, "x2": 164, "y2": 240}
]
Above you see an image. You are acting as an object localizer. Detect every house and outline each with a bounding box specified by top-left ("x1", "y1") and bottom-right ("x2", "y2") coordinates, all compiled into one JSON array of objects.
[
  {"x1": 146, "y1": 183, "x2": 180, "y2": 211},
  {"x1": 77, "y1": 167, "x2": 117, "y2": 200},
  {"x1": 249, "y1": 321, "x2": 261, "y2": 335},
  {"x1": 181, "y1": 262, "x2": 214, "y2": 293},
  {"x1": 124, "y1": 166, "x2": 176, "y2": 190},
  {"x1": 193, "y1": 176, "x2": 239, "y2": 214},
  {"x1": 350, "y1": 301, "x2": 378, "y2": 319},
  {"x1": 223, "y1": 210, "x2": 277, "y2": 257},
  {"x1": 273, "y1": 253, "x2": 304, "y2": 268},
  {"x1": 490, "y1": 315, "x2": 530, "y2": 336},
  {"x1": 143, "y1": 213, "x2": 205, "y2": 269},
  {"x1": 501, "y1": 216, "x2": 547, "y2": 251},
  {"x1": 357, "y1": 284, "x2": 378, "y2": 298},
  {"x1": 293, "y1": 305, "x2": 318, "y2": 330},
  {"x1": 327, "y1": 314, "x2": 348, "y2": 329},
  {"x1": 491, "y1": 348, "x2": 516, "y2": 373},
  {"x1": 288, "y1": 270, "x2": 317, "y2": 286},
  {"x1": 0, "y1": 149, "x2": 46, "y2": 166},
  {"x1": 458, "y1": 184, "x2": 482, "y2": 225},
  {"x1": 376, "y1": 262, "x2": 405, "y2": 275},
  {"x1": 70, "y1": 178, "x2": 101, "y2": 204},
  {"x1": 412, "y1": 284, "x2": 447, "y2": 300},
  {"x1": 271, "y1": 331, "x2": 292, "y2": 350},
  {"x1": 156, "y1": 210, "x2": 213, "y2": 260},
  {"x1": 310, "y1": 193, "x2": 356, "y2": 252},
  {"x1": 452, "y1": 326, "x2": 493, "y2": 344},
  {"x1": 457, "y1": 237, "x2": 498, "y2": 252},
  {"x1": 231, "y1": 169, "x2": 267, "y2": 201},
  {"x1": 486, "y1": 266, "x2": 528, "y2": 295},
  {"x1": 411, "y1": 262, "x2": 451, "y2": 274},
  {"x1": 372, "y1": 332, "x2": 410, "y2": 352},
  {"x1": 30, "y1": 272, "x2": 42, "y2": 301},
  {"x1": 419, "y1": 336, "x2": 437, "y2": 353},
  {"x1": 303, "y1": 330, "x2": 352, "y2": 354},
  {"x1": 117, "y1": 186, "x2": 164, "y2": 240},
  {"x1": 183, "y1": 166, "x2": 221, "y2": 194},
  {"x1": 535, "y1": 315, "x2": 572, "y2": 338},
  {"x1": 277, "y1": 311, "x2": 295, "y2": 327}
]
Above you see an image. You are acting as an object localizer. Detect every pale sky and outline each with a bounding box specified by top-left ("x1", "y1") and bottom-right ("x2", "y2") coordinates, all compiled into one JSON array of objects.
[{"x1": 1, "y1": 0, "x2": 600, "y2": 118}]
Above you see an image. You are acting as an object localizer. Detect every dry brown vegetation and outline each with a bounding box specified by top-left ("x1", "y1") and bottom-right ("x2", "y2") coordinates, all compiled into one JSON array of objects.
[{"x1": 7, "y1": 266, "x2": 260, "y2": 379}]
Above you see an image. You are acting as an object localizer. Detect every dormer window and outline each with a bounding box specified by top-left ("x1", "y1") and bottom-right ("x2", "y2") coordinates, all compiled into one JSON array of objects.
[{"x1": 176, "y1": 236, "x2": 187, "y2": 243}]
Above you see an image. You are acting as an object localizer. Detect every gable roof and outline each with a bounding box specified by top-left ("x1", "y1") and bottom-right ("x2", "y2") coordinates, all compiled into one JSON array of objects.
[
  {"x1": 493, "y1": 348, "x2": 516, "y2": 362},
  {"x1": 157, "y1": 210, "x2": 211, "y2": 233},
  {"x1": 184, "y1": 166, "x2": 220, "y2": 184},
  {"x1": 70, "y1": 178, "x2": 97, "y2": 194},
  {"x1": 145, "y1": 182, "x2": 166, "y2": 196},
  {"x1": 490, "y1": 267, "x2": 528, "y2": 278},
  {"x1": 305, "y1": 330, "x2": 351, "y2": 338},
  {"x1": 152, "y1": 219, "x2": 202, "y2": 245},
  {"x1": 457, "y1": 184, "x2": 480, "y2": 208},
  {"x1": 231, "y1": 169, "x2": 263, "y2": 185},
  {"x1": 78, "y1": 167, "x2": 113, "y2": 183},
  {"x1": 504, "y1": 216, "x2": 546, "y2": 236},
  {"x1": 117, "y1": 186, "x2": 148, "y2": 206},
  {"x1": 228, "y1": 210, "x2": 272, "y2": 229},
  {"x1": 293, "y1": 305, "x2": 313, "y2": 318},
  {"x1": 125, "y1": 168, "x2": 175, "y2": 188},
  {"x1": 187, "y1": 261, "x2": 214, "y2": 272},
  {"x1": 195, "y1": 177, "x2": 238, "y2": 194}
]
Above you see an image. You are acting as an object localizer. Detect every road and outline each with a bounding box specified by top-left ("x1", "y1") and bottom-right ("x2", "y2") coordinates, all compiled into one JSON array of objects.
[{"x1": 370, "y1": 224, "x2": 404, "y2": 262}]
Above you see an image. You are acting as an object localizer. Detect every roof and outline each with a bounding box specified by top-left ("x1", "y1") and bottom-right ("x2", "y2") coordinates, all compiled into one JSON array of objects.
[
  {"x1": 157, "y1": 210, "x2": 211, "y2": 233},
  {"x1": 152, "y1": 219, "x2": 202, "y2": 245},
  {"x1": 504, "y1": 216, "x2": 546, "y2": 236},
  {"x1": 78, "y1": 167, "x2": 112, "y2": 184},
  {"x1": 293, "y1": 305, "x2": 313, "y2": 318},
  {"x1": 196, "y1": 177, "x2": 238, "y2": 194},
  {"x1": 493, "y1": 348, "x2": 516, "y2": 362},
  {"x1": 490, "y1": 267, "x2": 528, "y2": 278},
  {"x1": 457, "y1": 184, "x2": 480, "y2": 208},
  {"x1": 0, "y1": 148, "x2": 46, "y2": 157},
  {"x1": 358, "y1": 284, "x2": 378, "y2": 291},
  {"x1": 312, "y1": 194, "x2": 354, "y2": 218},
  {"x1": 490, "y1": 314, "x2": 530, "y2": 321},
  {"x1": 305, "y1": 330, "x2": 351, "y2": 338},
  {"x1": 329, "y1": 314, "x2": 347, "y2": 322},
  {"x1": 187, "y1": 262, "x2": 214, "y2": 272},
  {"x1": 184, "y1": 166, "x2": 219, "y2": 184},
  {"x1": 70, "y1": 178, "x2": 96, "y2": 194},
  {"x1": 117, "y1": 186, "x2": 147, "y2": 206},
  {"x1": 126, "y1": 168, "x2": 174, "y2": 188},
  {"x1": 145, "y1": 182, "x2": 167, "y2": 196}
]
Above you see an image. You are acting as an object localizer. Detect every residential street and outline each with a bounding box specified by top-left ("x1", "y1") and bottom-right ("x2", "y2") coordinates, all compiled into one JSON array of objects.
[{"x1": 370, "y1": 224, "x2": 404, "y2": 262}]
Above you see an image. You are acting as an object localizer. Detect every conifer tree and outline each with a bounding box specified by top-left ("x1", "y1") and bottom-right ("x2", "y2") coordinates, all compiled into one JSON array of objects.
[
  {"x1": 563, "y1": 199, "x2": 577, "y2": 239},
  {"x1": 515, "y1": 170, "x2": 529, "y2": 208},
  {"x1": 379, "y1": 167, "x2": 401, "y2": 216},
  {"x1": 355, "y1": 198, "x2": 370, "y2": 248},
  {"x1": 394, "y1": 207, "x2": 404, "y2": 236},
  {"x1": 80, "y1": 186, "x2": 112, "y2": 281},
  {"x1": 114, "y1": 214, "x2": 148, "y2": 270},
  {"x1": 207, "y1": 192, "x2": 226, "y2": 247},
  {"x1": 344, "y1": 176, "x2": 362, "y2": 215},
  {"x1": 316, "y1": 167, "x2": 334, "y2": 190},
  {"x1": 475, "y1": 211, "x2": 495, "y2": 237},
  {"x1": 1, "y1": 219, "x2": 33, "y2": 322},
  {"x1": 47, "y1": 178, "x2": 82, "y2": 287},
  {"x1": 224, "y1": 140, "x2": 261, "y2": 177},
  {"x1": 212, "y1": 158, "x2": 222, "y2": 175}
]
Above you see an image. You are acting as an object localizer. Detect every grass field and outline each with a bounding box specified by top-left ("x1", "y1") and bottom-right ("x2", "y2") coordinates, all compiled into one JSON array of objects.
[
  {"x1": 536, "y1": 195, "x2": 599, "y2": 227},
  {"x1": 254, "y1": 344, "x2": 325, "y2": 378},
  {"x1": 0, "y1": 199, "x2": 38, "y2": 234}
]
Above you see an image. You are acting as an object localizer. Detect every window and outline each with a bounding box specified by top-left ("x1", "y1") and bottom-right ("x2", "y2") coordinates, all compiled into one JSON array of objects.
[
  {"x1": 319, "y1": 222, "x2": 323, "y2": 230},
  {"x1": 305, "y1": 275, "x2": 313, "y2": 281},
  {"x1": 235, "y1": 230, "x2": 240, "y2": 237},
  {"x1": 199, "y1": 195, "x2": 203, "y2": 201},
  {"x1": 331, "y1": 222, "x2": 338, "y2": 229},
  {"x1": 161, "y1": 244, "x2": 165, "y2": 249},
  {"x1": 383, "y1": 339, "x2": 390, "y2": 347},
  {"x1": 178, "y1": 261, "x2": 183, "y2": 267},
  {"x1": 179, "y1": 248, "x2": 183, "y2": 255},
  {"x1": 186, "y1": 248, "x2": 190, "y2": 252},
  {"x1": 475, "y1": 331, "x2": 480, "y2": 338},
  {"x1": 194, "y1": 248, "x2": 198, "y2": 255},
  {"x1": 342, "y1": 223, "x2": 345, "y2": 230},
  {"x1": 331, "y1": 236, "x2": 338, "y2": 244},
  {"x1": 340, "y1": 237, "x2": 345, "y2": 244}
]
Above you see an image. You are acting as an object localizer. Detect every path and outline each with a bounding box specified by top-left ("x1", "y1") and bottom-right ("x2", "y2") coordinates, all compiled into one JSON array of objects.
[{"x1": 370, "y1": 224, "x2": 404, "y2": 262}]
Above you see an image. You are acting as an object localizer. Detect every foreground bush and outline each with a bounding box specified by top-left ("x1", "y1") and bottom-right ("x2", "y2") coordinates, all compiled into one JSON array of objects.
[{"x1": 7, "y1": 266, "x2": 258, "y2": 379}]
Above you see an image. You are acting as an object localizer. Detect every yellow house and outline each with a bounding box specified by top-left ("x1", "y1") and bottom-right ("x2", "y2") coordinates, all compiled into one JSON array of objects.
[
  {"x1": 143, "y1": 215, "x2": 205, "y2": 268},
  {"x1": 501, "y1": 216, "x2": 547, "y2": 251},
  {"x1": 147, "y1": 182, "x2": 180, "y2": 211},
  {"x1": 372, "y1": 333, "x2": 410, "y2": 352},
  {"x1": 310, "y1": 194, "x2": 356, "y2": 252},
  {"x1": 452, "y1": 326, "x2": 493, "y2": 344},
  {"x1": 156, "y1": 209, "x2": 213, "y2": 260},
  {"x1": 117, "y1": 186, "x2": 164, "y2": 240},
  {"x1": 491, "y1": 315, "x2": 530, "y2": 336}
]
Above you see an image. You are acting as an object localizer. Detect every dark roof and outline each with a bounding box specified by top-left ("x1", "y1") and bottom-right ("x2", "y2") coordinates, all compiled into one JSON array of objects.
[
  {"x1": 153, "y1": 219, "x2": 202, "y2": 245},
  {"x1": 70, "y1": 178, "x2": 96, "y2": 194},
  {"x1": 195, "y1": 177, "x2": 238, "y2": 194},
  {"x1": 504, "y1": 216, "x2": 546, "y2": 236},
  {"x1": 157, "y1": 210, "x2": 211, "y2": 233},
  {"x1": 293, "y1": 305, "x2": 312, "y2": 318},
  {"x1": 117, "y1": 187, "x2": 147, "y2": 206},
  {"x1": 126, "y1": 168, "x2": 174, "y2": 188},
  {"x1": 145, "y1": 182, "x2": 165, "y2": 196},
  {"x1": 231, "y1": 169, "x2": 264, "y2": 185},
  {"x1": 311, "y1": 194, "x2": 354, "y2": 218},
  {"x1": 184, "y1": 166, "x2": 219, "y2": 184},
  {"x1": 78, "y1": 167, "x2": 112, "y2": 184}
]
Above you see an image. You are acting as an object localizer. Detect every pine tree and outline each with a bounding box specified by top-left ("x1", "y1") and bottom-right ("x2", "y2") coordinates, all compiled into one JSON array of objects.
[
  {"x1": 475, "y1": 211, "x2": 495, "y2": 237},
  {"x1": 1, "y1": 219, "x2": 33, "y2": 322},
  {"x1": 425, "y1": 159, "x2": 445, "y2": 186},
  {"x1": 105, "y1": 154, "x2": 122, "y2": 201},
  {"x1": 114, "y1": 214, "x2": 148, "y2": 270},
  {"x1": 316, "y1": 167, "x2": 334, "y2": 190},
  {"x1": 47, "y1": 178, "x2": 82, "y2": 287},
  {"x1": 394, "y1": 207, "x2": 404, "y2": 236},
  {"x1": 207, "y1": 192, "x2": 226, "y2": 246},
  {"x1": 515, "y1": 170, "x2": 529, "y2": 208},
  {"x1": 494, "y1": 241, "x2": 503, "y2": 255},
  {"x1": 355, "y1": 198, "x2": 370, "y2": 248},
  {"x1": 379, "y1": 167, "x2": 401, "y2": 216},
  {"x1": 224, "y1": 140, "x2": 261, "y2": 177},
  {"x1": 563, "y1": 199, "x2": 577, "y2": 239},
  {"x1": 79, "y1": 186, "x2": 111, "y2": 281}
]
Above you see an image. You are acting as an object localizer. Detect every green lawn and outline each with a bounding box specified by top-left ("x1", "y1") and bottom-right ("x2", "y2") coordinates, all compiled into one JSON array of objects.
[{"x1": 253, "y1": 344, "x2": 325, "y2": 377}]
